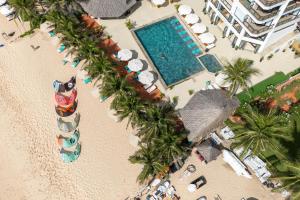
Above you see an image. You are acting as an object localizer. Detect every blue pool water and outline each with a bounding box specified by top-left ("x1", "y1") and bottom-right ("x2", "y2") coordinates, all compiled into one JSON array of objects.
[
  {"x1": 198, "y1": 54, "x2": 223, "y2": 73},
  {"x1": 134, "y1": 17, "x2": 204, "y2": 86}
]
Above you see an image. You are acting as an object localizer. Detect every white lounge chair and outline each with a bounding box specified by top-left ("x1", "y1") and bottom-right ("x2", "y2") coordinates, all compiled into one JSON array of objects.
[
  {"x1": 146, "y1": 84, "x2": 157, "y2": 93},
  {"x1": 143, "y1": 83, "x2": 152, "y2": 90},
  {"x1": 206, "y1": 43, "x2": 216, "y2": 50}
]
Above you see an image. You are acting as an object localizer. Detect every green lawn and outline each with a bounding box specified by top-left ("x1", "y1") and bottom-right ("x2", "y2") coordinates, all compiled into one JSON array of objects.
[{"x1": 237, "y1": 72, "x2": 289, "y2": 103}]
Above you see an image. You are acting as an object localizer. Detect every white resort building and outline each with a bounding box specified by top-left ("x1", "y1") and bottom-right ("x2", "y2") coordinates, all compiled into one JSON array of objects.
[{"x1": 205, "y1": 0, "x2": 300, "y2": 53}]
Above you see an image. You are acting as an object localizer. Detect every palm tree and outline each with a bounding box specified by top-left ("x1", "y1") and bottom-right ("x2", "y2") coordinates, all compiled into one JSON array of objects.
[
  {"x1": 272, "y1": 161, "x2": 300, "y2": 199},
  {"x1": 129, "y1": 144, "x2": 168, "y2": 184},
  {"x1": 100, "y1": 72, "x2": 134, "y2": 98},
  {"x1": 228, "y1": 105, "x2": 292, "y2": 158},
  {"x1": 223, "y1": 58, "x2": 260, "y2": 96},
  {"x1": 137, "y1": 102, "x2": 178, "y2": 142},
  {"x1": 111, "y1": 92, "x2": 149, "y2": 128},
  {"x1": 153, "y1": 130, "x2": 187, "y2": 165}
]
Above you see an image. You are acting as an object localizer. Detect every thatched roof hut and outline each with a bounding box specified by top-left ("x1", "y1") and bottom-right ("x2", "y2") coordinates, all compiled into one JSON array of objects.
[
  {"x1": 79, "y1": 0, "x2": 137, "y2": 18},
  {"x1": 179, "y1": 89, "x2": 239, "y2": 143}
]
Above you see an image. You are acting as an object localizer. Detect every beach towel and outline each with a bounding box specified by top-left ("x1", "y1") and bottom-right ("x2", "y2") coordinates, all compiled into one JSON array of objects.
[
  {"x1": 53, "y1": 76, "x2": 76, "y2": 93},
  {"x1": 55, "y1": 89, "x2": 77, "y2": 107},
  {"x1": 57, "y1": 129, "x2": 80, "y2": 148},
  {"x1": 57, "y1": 113, "x2": 80, "y2": 133},
  {"x1": 60, "y1": 143, "x2": 81, "y2": 163},
  {"x1": 55, "y1": 101, "x2": 77, "y2": 117}
]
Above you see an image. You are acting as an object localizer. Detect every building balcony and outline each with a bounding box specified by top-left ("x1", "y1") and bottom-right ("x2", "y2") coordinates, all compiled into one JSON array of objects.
[
  {"x1": 285, "y1": 0, "x2": 300, "y2": 13},
  {"x1": 240, "y1": 0, "x2": 279, "y2": 21},
  {"x1": 256, "y1": 0, "x2": 286, "y2": 8},
  {"x1": 276, "y1": 14, "x2": 300, "y2": 26},
  {"x1": 243, "y1": 19, "x2": 272, "y2": 34}
]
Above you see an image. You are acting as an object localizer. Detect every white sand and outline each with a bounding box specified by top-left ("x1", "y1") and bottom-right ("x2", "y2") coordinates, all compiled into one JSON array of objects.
[{"x1": 0, "y1": 16, "x2": 141, "y2": 199}]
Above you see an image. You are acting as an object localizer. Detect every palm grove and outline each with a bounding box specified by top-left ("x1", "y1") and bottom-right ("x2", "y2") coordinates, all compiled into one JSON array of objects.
[{"x1": 10, "y1": 0, "x2": 299, "y2": 197}]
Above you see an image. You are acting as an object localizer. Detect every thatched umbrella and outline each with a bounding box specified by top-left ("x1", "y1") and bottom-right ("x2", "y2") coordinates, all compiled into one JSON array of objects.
[
  {"x1": 196, "y1": 140, "x2": 221, "y2": 162},
  {"x1": 179, "y1": 89, "x2": 239, "y2": 143}
]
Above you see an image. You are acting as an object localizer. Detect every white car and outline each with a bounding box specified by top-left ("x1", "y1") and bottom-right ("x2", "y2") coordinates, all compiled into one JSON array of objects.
[{"x1": 0, "y1": 4, "x2": 14, "y2": 17}]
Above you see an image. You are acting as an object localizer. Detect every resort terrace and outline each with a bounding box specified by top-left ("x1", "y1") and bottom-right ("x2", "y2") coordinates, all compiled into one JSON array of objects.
[{"x1": 99, "y1": 0, "x2": 300, "y2": 108}]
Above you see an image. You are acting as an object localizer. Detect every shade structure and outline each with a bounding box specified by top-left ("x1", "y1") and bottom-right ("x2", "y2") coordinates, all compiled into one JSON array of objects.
[
  {"x1": 185, "y1": 14, "x2": 199, "y2": 25},
  {"x1": 215, "y1": 72, "x2": 231, "y2": 88},
  {"x1": 178, "y1": 5, "x2": 192, "y2": 15},
  {"x1": 152, "y1": 0, "x2": 165, "y2": 6},
  {"x1": 223, "y1": 150, "x2": 252, "y2": 179},
  {"x1": 128, "y1": 59, "x2": 143, "y2": 72},
  {"x1": 196, "y1": 140, "x2": 221, "y2": 162},
  {"x1": 138, "y1": 71, "x2": 154, "y2": 85},
  {"x1": 117, "y1": 49, "x2": 132, "y2": 61},
  {"x1": 198, "y1": 33, "x2": 216, "y2": 44},
  {"x1": 191, "y1": 23, "x2": 207, "y2": 34}
]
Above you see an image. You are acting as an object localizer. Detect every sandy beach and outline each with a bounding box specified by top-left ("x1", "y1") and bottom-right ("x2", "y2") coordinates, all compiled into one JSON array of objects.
[{"x1": 0, "y1": 16, "x2": 141, "y2": 200}]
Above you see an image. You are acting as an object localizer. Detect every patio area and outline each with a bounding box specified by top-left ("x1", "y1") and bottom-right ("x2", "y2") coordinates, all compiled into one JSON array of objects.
[
  {"x1": 99, "y1": 0, "x2": 300, "y2": 108},
  {"x1": 169, "y1": 148, "x2": 283, "y2": 200}
]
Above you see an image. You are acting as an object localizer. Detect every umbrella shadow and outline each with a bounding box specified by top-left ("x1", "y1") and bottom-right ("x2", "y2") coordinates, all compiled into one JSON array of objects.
[
  {"x1": 150, "y1": 71, "x2": 159, "y2": 83},
  {"x1": 131, "y1": 50, "x2": 139, "y2": 59},
  {"x1": 140, "y1": 59, "x2": 149, "y2": 70}
]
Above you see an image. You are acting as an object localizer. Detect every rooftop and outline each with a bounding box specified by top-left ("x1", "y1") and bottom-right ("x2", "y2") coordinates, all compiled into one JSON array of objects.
[{"x1": 79, "y1": 0, "x2": 137, "y2": 18}]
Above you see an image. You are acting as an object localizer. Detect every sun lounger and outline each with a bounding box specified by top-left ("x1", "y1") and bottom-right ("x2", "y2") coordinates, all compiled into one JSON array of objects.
[
  {"x1": 48, "y1": 30, "x2": 55, "y2": 37},
  {"x1": 57, "y1": 44, "x2": 65, "y2": 53},
  {"x1": 206, "y1": 43, "x2": 215, "y2": 50},
  {"x1": 146, "y1": 84, "x2": 157, "y2": 94},
  {"x1": 60, "y1": 143, "x2": 81, "y2": 163},
  {"x1": 143, "y1": 83, "x2": 152, "y2": 90},
  {"x1": 57, "y1": 129, "x2": 80, "y2": 148},
  {"x1": 190, "y1": 176, "x2": 207, "y2": 189},
  {"x1": 71, "y1": 58, "x2": 80, "y2": 68},
  {"x1": 83, "y1": 77, "x2": 92, "y2": 84}
]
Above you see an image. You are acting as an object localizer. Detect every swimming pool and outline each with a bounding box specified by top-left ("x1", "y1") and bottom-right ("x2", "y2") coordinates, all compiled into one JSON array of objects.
[
  {"x1": 133, "y1": 16, "x2": 204, "y2": 86},
  {"x1": 198, "y1": 54, "x2": 223, "y2": 73}
]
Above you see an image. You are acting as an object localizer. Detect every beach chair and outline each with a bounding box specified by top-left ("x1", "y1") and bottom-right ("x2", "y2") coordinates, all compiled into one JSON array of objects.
[
  {"x1": 57, "y1": 44, "x2": 65, "y2": 53},
  {"x1": 71, "y1": 58, "x2": 81, "y2": 68},
  {"x1": 206, "y1": 43, "x2": 216, "y2": 50},
  {"x1": 48, "y1": 30, "x2": 55, "y2": 37},
  {"x1": 57, "y1": 129, "x2": 80, "y2": 148},
  {"x1": 143, "y1": 83, "x2": 152, "y2": 90},
  {"x1": 60, "y1": 143, "x2": 81, "y2": 163},
  {"x1": 146, "y1": 84, "x2": 157, "y2": 94},
  {"x1": 83, "y1": 76, "x2": 92, "y2": 84}
]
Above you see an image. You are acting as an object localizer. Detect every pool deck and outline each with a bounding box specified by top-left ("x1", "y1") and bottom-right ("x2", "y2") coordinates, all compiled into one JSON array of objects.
[{"x1": 99, "y1": 0, "x2": 300, "y2": 109}]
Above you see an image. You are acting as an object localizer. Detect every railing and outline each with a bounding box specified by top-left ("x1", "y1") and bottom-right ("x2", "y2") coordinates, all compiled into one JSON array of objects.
[
  {"x1": 285, "y1": 1, "x2": 300, "y2": 12},
  {"x1": 258, "y1": 0, "x2": 285, "y2": 7},
  {"x1": 240, "y1": 0, "x2": 278, "y2": 21},
  {"x1": 276, "y1": 15, "x2": 298, "y2": 26},
  {"x1": 243, "y1": 20, "x2": 272, "y2": 34},
  {"x1": 220, "y1": 0, "x2": 232, "y2": 9}
]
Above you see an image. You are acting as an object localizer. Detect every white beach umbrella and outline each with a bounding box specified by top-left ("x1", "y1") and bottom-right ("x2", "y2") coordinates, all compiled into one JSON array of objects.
[
  {"x1": 215, "y1": 72, "x2": 231, "y2": 88},
  {"x1": 152, "y1": 0, "x2": 165, "y2": 6},
  {"x1": 178, "y1": 5, "x2": 192, "y2": 16},
  {"x1": 0, "y1": 5, "x2": 13, "y2": 16},
  {"x1": 138, "y1": 71, "x2": 154, "y2": 85},
  {"x1": 199, "y1": 32, "x2": 216, "y2": 44},
  {"x1": 191, "y1": 23, "x2": 207, "y2": 34},
  {"x1": 117, "y1": 49, "x2": 132, "y2": 61},
  {"x1": 128, "y1": 59, "x2": 143, "y2": 72},
  {"x1": 185, "y1": 14, "x2": 199, "y2": 25},
  {"x1": 223, "y1": 150, "x2": 252, "y2": 179}
]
